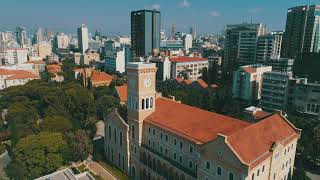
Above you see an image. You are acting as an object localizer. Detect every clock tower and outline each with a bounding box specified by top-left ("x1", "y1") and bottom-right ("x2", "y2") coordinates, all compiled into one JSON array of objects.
[{"x1": 126, "y1": 62, "x2": 157, "y2": 146}]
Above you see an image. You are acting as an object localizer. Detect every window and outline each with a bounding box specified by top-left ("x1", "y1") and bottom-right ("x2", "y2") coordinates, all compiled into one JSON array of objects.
[
  {"x1": 150, "y1": 97, "x2": 153, "y2": 108},
  {"x1": 152, "y1": 141, "x2": 155, "y2": 148},
  {"x1": 216, "y1": 166, "x2": 222, "y2": 176},
  {"x1": 257, "y1": 169, "x2": 260, "y2": 176},
  {"x1": 174, "y1": 153, "x2": 177, "y2": 160},
  {"x1": 262, "y1": 165, "x2": 265, "y2": 172},
  {"x1": 160, "y1": 132, "x2": 163, "y2": 139},
  {"x1": 174, "y1": 139, "x2": 177, "y2": 145},
  {"x1": 189, "y1": 161, "x2": 193, "y2": 168},
  {"x1": 131, "y1": 125, "x2": 135, "y2": 139},
  {"x1": 179, "y1": 156, "x2": 182, "y2": 163},
  {"x1": 165, "y1": 135, "x2": 168, "y2": 142},
  {"x1": 153, "y1": 129, "x2": 155, "y2": 135},
  {"x1": 146, "y1": 98, "x2": 149, "y2": 109},
  {"x1": 206, "y1": 161, "x2": 211, "y2": 170},
  {"x1": 109, "y1": 126, "x2": 111, "y2": 140},
  {"x1": 142, "y1": 99, "x2": 145, "y2": 110},
  {"x1": 148, "y1": 140, "x2": 151, "y2": 146},
  {"x1": 165, "y1": 148, "x2": 168, "y2": 155},
  {"x1": 273, "y1": 173, "x2": 276, "y2": 180},
  {"x1": 160, "y1": 146, "x2": 163, "y2": 153},
  {"x1": 252, "y1": 173, "x2": 255, "y2": 180},
  {"x1": 114, "y1": 129, "x2": 117, "y2": 142},
  {"x1": 180, "y1": 142, "x2": 183, "y2": 149},
  {"x1": 229, "y1": 172, "x2": 234, "y2": 180},
  {"x1": 189, "y1": 146, "x2": 193, "y2": 153},
  {"x1": 148, "y1": 127, "x2": 151, "y2": 133},
  {"x1": 119, "y1": 132, "x2": 122, "y2": 147}
]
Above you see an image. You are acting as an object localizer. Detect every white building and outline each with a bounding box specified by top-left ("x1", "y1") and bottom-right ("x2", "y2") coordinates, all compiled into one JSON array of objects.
[
  {"x1": 105, "y1": 48, "x2": 126, "y2": 73},
  {"x1": 183, "y1": 34, "x2": 193, "y2": 50},
  {"x1": 116, "y1": 36, "x2": 131, "y2": 45},
  {"x1": 232, "y1": 65, "x2": 272, "y2": 103},
  {"x1": 170, "y1": 56, "x2": 209, "y2": 81},
  {"x1": 55, "y1": 33, "x2": 69, "y2": 49},
  {"x1": 2, "y1": 48, "x2": 28, "y2": 65},
  {"x1": 0, "y1": 68, "x2": 39, "y2": 90},
  {"x1": 77, "y1": 24, "x2": 89, "y2": 53}
]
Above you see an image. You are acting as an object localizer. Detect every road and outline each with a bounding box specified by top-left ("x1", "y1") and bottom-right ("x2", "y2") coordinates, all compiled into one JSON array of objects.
[{"x1": 87, "y1": 162, "x2": 117, "y2": 180}]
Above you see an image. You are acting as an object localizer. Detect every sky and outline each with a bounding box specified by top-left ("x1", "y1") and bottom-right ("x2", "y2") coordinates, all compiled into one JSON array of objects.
[{"x1": 1, "y1": 0, "x2": 320, "y2": 36}]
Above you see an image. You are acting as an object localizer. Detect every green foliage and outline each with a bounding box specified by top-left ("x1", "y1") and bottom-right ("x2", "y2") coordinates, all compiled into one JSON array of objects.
[
  {"x1": 40, "y1": 115, "x2": 73, "y2": 132},
  {"x1": 96, "y1": 95, "x2": 119, "y2": 120},
  {"x1": 5, "y1": 161, "x2": 26, "y2": 180},
  {"x1": 292, "y1": 158, "x2": 311, "y2": 180},
  {"x1": 61, "y1": 58, "x2": 77, "y2": 82},
  {"x1": 64, "y1": 130, "x2": 92, "y2": 162},
  {"x1": 7, "y1": 132, "x2": 68, "y2": 179}
]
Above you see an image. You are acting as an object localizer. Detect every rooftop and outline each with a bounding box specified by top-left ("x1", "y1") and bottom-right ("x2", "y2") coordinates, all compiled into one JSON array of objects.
[
  {"x1": 145, "y1": 98, "x2": 250, "y2": 144},
  {"x1": 115, "y1": 84, "x2": 128, "y2": 102},
  {"x1": 91, "y1": 70, "x2": 113, "y2": 83},
  {"x1": 170, "y1": 57, "x2": 208, "y2": 63}
]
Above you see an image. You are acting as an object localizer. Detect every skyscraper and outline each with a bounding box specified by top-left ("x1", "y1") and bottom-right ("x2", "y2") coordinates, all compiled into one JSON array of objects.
[
  {"x1": 77, "y1": 24, "x2": 89, "y2": 53},
  {"x1": 223, "y1": 23, "x2": 266, "y2": 74},
  {"x1": 131, "y1": 9, "x2": 161, "y2": 58},
  {"x1": 190, "y1": 26, "x2": 196, "y2": 40},
  {"x1": 15, "y1": 26, "x2": 28, "y2": 48},
  {"x1": 282, "y1": 5, "x2": 320, "y2": 58}
]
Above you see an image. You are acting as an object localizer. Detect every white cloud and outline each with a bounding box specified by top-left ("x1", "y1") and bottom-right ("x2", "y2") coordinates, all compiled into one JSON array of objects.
[
  {"x1": 179, "y1": 0, "x2": 190, "y2": 8},
  {"x1": 145, "y1": 4, "x2": 161, "y2": 10},
  {"x1": 248, "y1": 7, "x2": 264, "y2": 14},
  {"x1": 209, "y1": 10, "x2": 220, "y2": 17}
]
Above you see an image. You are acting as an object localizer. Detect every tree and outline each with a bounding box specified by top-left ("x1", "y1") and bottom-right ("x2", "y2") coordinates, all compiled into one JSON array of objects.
[
  {"x1": 8, "y1": 132, "x2": 68, "y2": 179},
  {"x1": 5, "y1": 161, "x2": 26, "y2": 180},
  {"x1": 64, "y1": 130, "x2": 92, "y2": 162},
  {"x1": 200, "y1": 67, "x2": 209, "y2": 83},
  {"x1": 40, "y1": 115, "x2": 73, "y2": 132},
  {"x1": 96, "y1": 95, "x2": 119, "y2": 120},
  {"x1": 61, "y1": 58, "x2": 77, "y2": 82},
  {"x1": 292, "y1": 158, "x2": 311, "y2": 180}
]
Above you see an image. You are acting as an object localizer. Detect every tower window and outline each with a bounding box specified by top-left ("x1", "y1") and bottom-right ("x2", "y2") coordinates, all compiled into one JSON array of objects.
[
  {"x1": 131, "y1": 125, "x2": 135, "y2": 139},
  {"x1": 146, "y1": 98, "x2": 149, "y2": 109},
  {"x1": 142, "y1": 99, "x2": 145, "y2": 110},
  {"x1": 150, "y1": 97, "x2": 153, "y2": 108}
]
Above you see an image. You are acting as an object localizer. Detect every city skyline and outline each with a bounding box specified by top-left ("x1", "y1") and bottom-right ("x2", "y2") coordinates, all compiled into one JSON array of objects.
[{"x1": 1, "y1": 0, "x2": 320, "y2": 35}]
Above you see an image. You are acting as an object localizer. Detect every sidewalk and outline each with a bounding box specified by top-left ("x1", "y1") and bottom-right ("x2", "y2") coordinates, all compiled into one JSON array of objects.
[{"x1": 87, "y1": 162, "x2": 117, "y2": 180}]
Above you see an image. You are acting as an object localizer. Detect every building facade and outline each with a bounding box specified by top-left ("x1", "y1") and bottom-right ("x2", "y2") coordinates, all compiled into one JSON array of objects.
[
  {"x1": 131, "y1": 9, "x2": 161, "y2": 58},
  {"x1": 282, "y1": 5, "x2": 320, "y2": 58},
  {"x1": 77, "y1": 24, "x2": 89, "y2": 53},
  {"x1": 170, "y1": 57, "x2": 209, "y2": 81},
  {"x1": 0, "y1": 68, "x2": 39, "y2": 90},
  {"x1": 16, "y1": 26, "x2": 28, "y2": 48},
  {"x1": 104, "y1": 62, "x2": 301, "y2": 180},
  {"x1": 223, "y1": 23, "x2": 266, "y2": 74},
  {"x1": 232, "y1": 65, "x2": 272, "y2": 103},
  {"x1": 2, "y1": 48, "x2": 28, "y2": 65},
  {"x1": 54, "y1": 32, "x2": 70, "y2": 49},
  {"x1": 263, "y1": 57, "x2": 294, "y2": 74},
  {"x1": 105, "y1": 48, "x2": 126, "y2": 73}
]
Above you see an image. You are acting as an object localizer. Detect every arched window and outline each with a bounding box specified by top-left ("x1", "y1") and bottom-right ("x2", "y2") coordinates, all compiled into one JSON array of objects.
[
  {"x1": 146, "y1": 98, "x2": 149, "y2": 109},
  {"x1": 150, "y1": 97, "x2": 153, "y2": 108},
  {"x1": 131, "y1": 125, "x2": 135, "y2": 139},
  {"x1": 119, "y1": 132, "x2": 122, "y2": 147},
  {"x1": 114, "y1": 128, "x2": 117, "y2": 142},
  {"x1": 252, "y1": 173, "x2": 255, "y2": 180},
  {"x1": 229, "y1": 172, "x2": 234, "y2": 180},
  {"x1": 217, "y1": 166, "x2": 222, "y2": 176},
  {"x1": 141, "y1": 99, "x2": 145, "y2": 110},
  {"x1": 206, "y1": 161, "x2": 211, "y2": 170}
]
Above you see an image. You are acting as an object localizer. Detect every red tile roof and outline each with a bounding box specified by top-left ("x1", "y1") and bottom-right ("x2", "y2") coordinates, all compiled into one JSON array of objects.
[
  {"x1": 196, "y1": 79, "x2": 208, "y2": 88},
  {"x1": 115, "y1": 84, "x2": 128, "y2": 103},
  {"x1": 254, "y1": 110, "x2": 270, "y2": 119},
  {"x1": 183, "y1": 79, "x2": 192, "y2": 85},
  {"x1": 91, "y1": 70, "x2": 113, "y2": 83},
  {"x1": 0, "y1": 68, "x2": 39, "y2": 80},
  {"x1": 170, "y1": 57, "x2": 208, "y2": 63},
  {"x1": 226, "y1": 114, "x2": 300, "y2": 168},
  {"x1": 175, "y1": 78, "x2": 183, "y2": 83},
  {"x1": 242, "y1": 67, "x2": 257, "y2": 74},
  {"x1": 145, "y1": 98, "x2": 250, "y2": 144}
]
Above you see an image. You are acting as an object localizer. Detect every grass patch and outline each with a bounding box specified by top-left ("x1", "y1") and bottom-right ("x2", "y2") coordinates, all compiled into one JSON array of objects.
[
  {"x1": 0, "y1": 143, "x2": 6, "y2": 155},
  {"x1": 98, "y1": 161, "x2": 129, "y2": 180},
  {"x1": 77, "y1": 164, "x2": 87, "y2": 173},
  {"x1": 71, "y1": 166, "x2": 80, "y2": 175}
]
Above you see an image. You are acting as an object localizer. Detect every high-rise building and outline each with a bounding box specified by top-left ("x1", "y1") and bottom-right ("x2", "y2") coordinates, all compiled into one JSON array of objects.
[
  {"x1": 263, "y1": 57, "x2": 294, "y2": 74},
  {"x1": 171, "y1": 24, "x2": 176, "y2": 40},
  {"x1": 282, "y1": 5, "x2": 320, "y2": 58},
  {"x1": 131, "y1": 9, "x2": 161, "y2": 58},
  {"x1": 2, "y1": 48, "x2": 28, "y2": 65},
  {"x1": 256, "y1": 34, "x2": 273, "y2": 64},
  {"x1": 16, "y1": 26, "x2": 28, "y2": 48},
  {"x1": 190, "y1": 26, "x2": 196, "y2": 40},
  {"x1": 77, "y1": 24, "x2": 89, "y2": 53},
  {"x1": 271, "y1": 31, "x2": 283, "y2": 57},
  {"x1": 34, "y1": 27, "x2": 46, "y2": 44},
  {"x1": 54, "y1": 33, "x2": 70, "y2": 49},
  {"x1": 223, "y1": 23, "x2": 266, "y2": 74},
  {"x1": 182, "y1": 34, "x2": 193, "y2": 50}
]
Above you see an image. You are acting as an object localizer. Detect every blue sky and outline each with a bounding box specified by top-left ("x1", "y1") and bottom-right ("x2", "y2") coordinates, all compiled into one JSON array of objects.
[{"x1": 1, "y1": 0, "x2": 320, "y2": 35}]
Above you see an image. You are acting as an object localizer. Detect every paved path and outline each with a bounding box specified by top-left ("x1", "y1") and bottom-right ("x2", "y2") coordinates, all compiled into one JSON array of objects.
[
  {"x1": 0, "y1": 151, "x2": 10, "y2": 169},
  {"x1": 306, "y1": 171, "x2": 320, "y2": 180},
  {"x1": 87, "y1": 162, "x2": 117, "y2": 180}
]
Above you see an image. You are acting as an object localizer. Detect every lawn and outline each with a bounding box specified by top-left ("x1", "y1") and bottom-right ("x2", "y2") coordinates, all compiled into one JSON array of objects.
[
  {"x1": 98, "y1": 161, "x2": 129, "y2": 180},
  {"x1": 77, "y1": 164, "x2": 87, "y2": 173}
]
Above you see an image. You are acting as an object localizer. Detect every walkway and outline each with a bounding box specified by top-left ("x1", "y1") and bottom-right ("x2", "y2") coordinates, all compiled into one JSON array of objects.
[{"x1": 87, "y1": 162, "x2": 117, "y2": 180}]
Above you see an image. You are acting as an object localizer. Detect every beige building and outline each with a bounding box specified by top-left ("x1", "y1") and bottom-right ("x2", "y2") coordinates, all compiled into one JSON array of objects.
[
  {"x1": 73, "y1": 50, "x2": 100, "y2": 65},
  {"x1": 32, "y1": 43, "x2": 52, "y2": 59},
  {"x1": 105, "y1": 62, "x2": 301, "y2": 180},
  {"x1": 170, "y1": 57, "x2": 209, "y2": 81}
]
